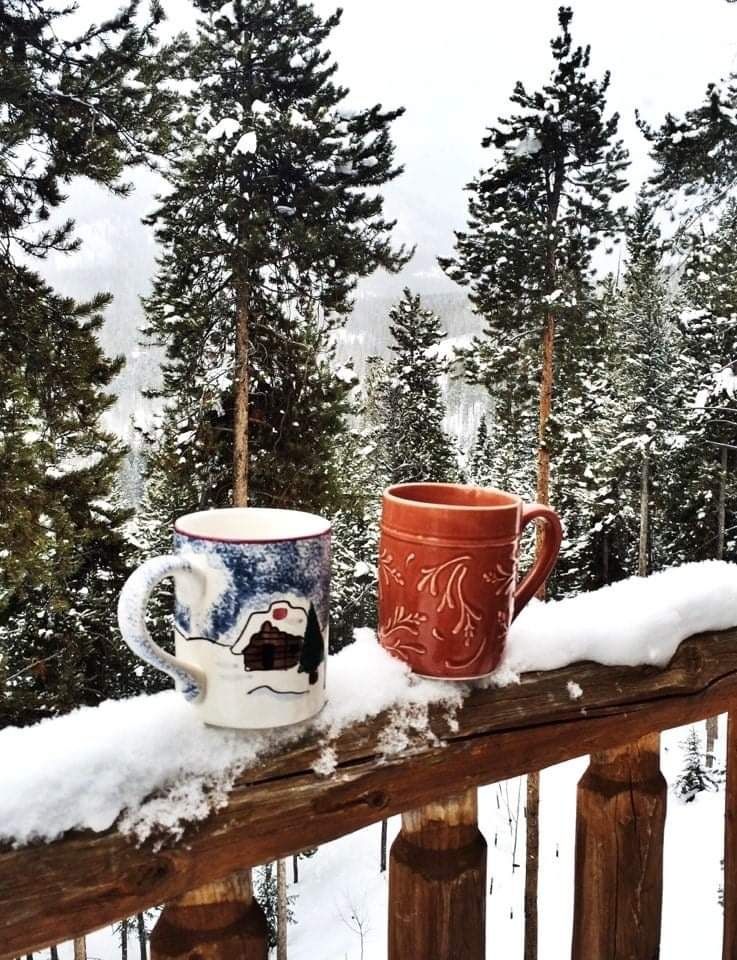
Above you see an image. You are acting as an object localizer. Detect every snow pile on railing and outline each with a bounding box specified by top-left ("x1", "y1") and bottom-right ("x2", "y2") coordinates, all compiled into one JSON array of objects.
[
  {"x1": 1, "y1": 560, "x2": 736, "y2": 848},
  {"x1": 502, "y1": 559, "x2": 737, "y2": 675}
]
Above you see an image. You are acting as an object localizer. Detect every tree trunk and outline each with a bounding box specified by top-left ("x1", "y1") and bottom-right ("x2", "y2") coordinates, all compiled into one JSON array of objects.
[
  {"x1": 524, "y1": 309, "x2": 555, "y2": 960},
  {"x1": 73, "y1": 938, "x2": 87, "y2": 960},
  {"x1": 277, "y1": 859, "x2": 288, "y2": 960},
  {"x1": 524, "y1": 771, "x2": 540, "y2": 960},
  {"x1": 718, "y1": 444, "x2": 728, "y2": 560},
  {"x1": 137, "y1": 912, "x2": 147, "y2": 960},
  {"x1": 292, "y1": 854, "x2": 298, "y2": 884},
  {"x1": 638, "y1": 453, "x2": 649, "y2": 577},
  {"x1": 50, "y1": 949, "x2": 59, "y2": 960},
  {"x1": 233, "y1": 277, "x2": 250, "y2": 508},
  {"x1": 380, "y1": 818, "x2": 388, "y2": 872},
  {"x1": 121, "y1": 919, "x2": 129, "y2": 960},
  {"x1": 536, "y1": 312, "x2": 555, "y2": 554},
  {"x1": 602, "y1": 528, "x2": 609, "y2": 586}
]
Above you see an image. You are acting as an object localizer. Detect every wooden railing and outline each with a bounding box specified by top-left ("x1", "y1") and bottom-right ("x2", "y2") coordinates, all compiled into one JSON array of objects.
[{"x1": 3, "y1": 627, "x2": 737, "y2": 959}]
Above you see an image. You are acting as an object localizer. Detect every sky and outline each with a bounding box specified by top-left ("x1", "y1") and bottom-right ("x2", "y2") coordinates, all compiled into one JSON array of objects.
[{"x1": 42, "y1": 0, "x2": 737, "y2": 312}]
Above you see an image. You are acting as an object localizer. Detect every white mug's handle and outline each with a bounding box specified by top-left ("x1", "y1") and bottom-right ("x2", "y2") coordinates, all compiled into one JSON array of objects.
[{"x1": 117, "y1": 555, "x2": 208, "y2": 703}]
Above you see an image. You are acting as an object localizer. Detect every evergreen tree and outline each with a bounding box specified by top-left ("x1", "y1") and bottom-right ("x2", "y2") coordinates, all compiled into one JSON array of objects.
[
  {"x1": 376, "y1": 289, "x2": 457, "y2": 485},
  {"x1": 641, "y1": 74, "x2": 737, "y2": 227},
  {"x1": 0, "y1": 1, "x2": 174, "y2": 721},
  {"x1": 0, "y1": 271, "x2": 143, "y2": 725},
  {"x1": 441, "y1": 6, "x2": 629, "y2": 534},
  {"x1": 605, "y1": 197, "x2": 679, "y2": 579},
  {"x1": 675, "y1": 727, "x2": 723, "y2": 802},
  {"x1": 665, "y1": 200, "x2": 737, "y2": 563},
  {"x1": 140, "y1": 0, "x2": 409, "y2": 534},
  {"x1": 467, "y1": 415, "x2": 494, "y2": 486},
  {"x1": 0, "y1": 0, "x2": 173, "y2": 263}
]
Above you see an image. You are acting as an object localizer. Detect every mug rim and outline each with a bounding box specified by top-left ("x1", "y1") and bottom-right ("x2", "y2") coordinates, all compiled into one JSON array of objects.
[
  {"x1": 174, "y1": 507, "x2": 332, "y2": 544},
  {"x1": 384, "y1": 482, "x2": 522, "y2": 511}
]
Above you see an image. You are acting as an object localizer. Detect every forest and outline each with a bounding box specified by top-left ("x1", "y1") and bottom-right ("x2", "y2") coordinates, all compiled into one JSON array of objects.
[{"x1": 3, "y1": 0, "x2": 737, "y2": 956}]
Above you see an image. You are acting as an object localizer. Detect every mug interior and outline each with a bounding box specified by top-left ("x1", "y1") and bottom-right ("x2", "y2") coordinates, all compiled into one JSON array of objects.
[
  {"x1": 174, "y1": 507, "x2": 330, "y2": 543},
  {"x1": 386, "y1": 483, "x2": 520, "y2": 509}
]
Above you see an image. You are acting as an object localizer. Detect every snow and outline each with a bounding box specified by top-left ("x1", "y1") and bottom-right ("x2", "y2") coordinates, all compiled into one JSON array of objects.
[
  {"x1": 205, "y1": 117, "x2": 241, "y2": 141},
  {"x1": 513, "y1": 131, "x2": 543, "y2": 157},
  {"x1": 290, "y1": 53, "x2": 306, "y2": 68},
  {"x1": 3, "y1": 563, "x2": 737, "y2": 848},
  {"x1": 233, "y1": 131, "x2": 258, "y2": 155},
  {"x1": 215, "y1": 1, "x2": 237, "y2": 24},
  {"x1": 500, "y1": 560, "x2": 737, "y2": 675},
  {"x1": 0, "y1": 631, "x2": 460, "y2": 847},
  {"x1": 251, "y1": 99, "x2": 269, "y2": 115}
]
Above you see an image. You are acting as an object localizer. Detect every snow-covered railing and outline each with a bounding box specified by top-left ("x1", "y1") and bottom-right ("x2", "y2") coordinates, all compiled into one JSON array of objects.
[{"x1": 2, "y1": 627, "x2": 737, "y2": 958}]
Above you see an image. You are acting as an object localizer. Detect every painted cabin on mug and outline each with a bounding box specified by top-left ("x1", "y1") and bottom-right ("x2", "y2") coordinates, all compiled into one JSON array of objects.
[{"x1": 231, "y1": 600, "x2": 308, "y2": 672}]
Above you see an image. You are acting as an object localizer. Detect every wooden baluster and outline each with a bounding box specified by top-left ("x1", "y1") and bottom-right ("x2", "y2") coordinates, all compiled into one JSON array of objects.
[
  {"x1": 572, "y1": 732, "x2": 666, "y2": 960},
  {"x1": 150, "y1": 872, "x2": 268, "y2": 960},
  {"x1": 723, "y1": 711, "x2": 737, "y2": 959},
  {"x1": 388, "y1": 788, "x2": 486, "y2": 960}
]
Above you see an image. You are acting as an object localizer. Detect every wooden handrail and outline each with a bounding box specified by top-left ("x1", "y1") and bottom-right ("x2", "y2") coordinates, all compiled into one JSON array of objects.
[{"x1": 2, "y1": 627, "x2": 737, "y2": 958}]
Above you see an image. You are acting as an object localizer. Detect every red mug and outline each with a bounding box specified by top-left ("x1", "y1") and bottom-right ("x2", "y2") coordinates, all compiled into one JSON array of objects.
[{"x1": 378, "y1": 483, "x2": 562, "y2": 679}]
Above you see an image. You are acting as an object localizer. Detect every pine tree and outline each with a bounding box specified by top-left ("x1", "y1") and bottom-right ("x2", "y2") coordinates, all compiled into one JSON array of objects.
[
  {"x1": 375, "y1": 289, "x2": 457, "y2": 485},
  {"x1": 641, "y1": 74, "x2": 737, "y2": 227},
  {"x1": 0, "y1": 1, "x2": 174, "y2": 721},
  {"x1": 0, "y1": 0, "x2": 174, "y2": 262},
  {"x1": 675, "y1": 727, "x2": 723, "y2": 802},
  {"x1": 140, "y1": 0, "x2": 409, "y2": 532},
  {"x1": 0, "y1": 271, "x2": 142, "y2": 725},
  {"x1": 467, "y1": 415, "x2": 493, "y2": 486},
  {"x1": 603, "y1": 196, "x2": 679, "y2": 580},
  {"x1": 441, "y1": 6, "x2": 629, "y2": 532},
  {"x1": 665, "y1": 200, "x2": 737, "y2": 564}
]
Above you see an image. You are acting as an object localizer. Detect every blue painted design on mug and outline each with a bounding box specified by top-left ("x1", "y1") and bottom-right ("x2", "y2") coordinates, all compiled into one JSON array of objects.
[{"x1": 117, "y1": 508, "x2": 331, "y2": 729}]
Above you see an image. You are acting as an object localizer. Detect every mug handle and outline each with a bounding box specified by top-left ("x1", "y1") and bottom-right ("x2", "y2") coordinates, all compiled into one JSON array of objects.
[
  {"x1": 117, "y1": 555, "x2": 208, "y2": 703},
  {"x1": 513, "y1": 504, "x2": 563, "y2": 618}
]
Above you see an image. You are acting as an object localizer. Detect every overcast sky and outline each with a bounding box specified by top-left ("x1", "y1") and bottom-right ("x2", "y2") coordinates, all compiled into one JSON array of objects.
[{"x1": 44, "y1": 0, "x2": 737, "y2": 307}]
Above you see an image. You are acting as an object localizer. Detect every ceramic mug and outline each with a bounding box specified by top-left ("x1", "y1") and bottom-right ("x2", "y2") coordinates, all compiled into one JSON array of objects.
[
  {"x1": 118, "y1": 507, "x2": 330, "y2": 728},
  {"x1": 378, "y1": 483, "x2": 562, "y2": 680}
]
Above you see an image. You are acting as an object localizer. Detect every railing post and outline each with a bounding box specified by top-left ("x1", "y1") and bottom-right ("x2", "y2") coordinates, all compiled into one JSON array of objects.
[
  {"x1": 150, "y1": 871, "x2": 268, "y2": 960},
  {"x1": 723, "y1": 711, "x2": 737, "y2": 959},
  {"x1": 388, "y1": 788, "x2": 486, "y2": 960},
  {"x1": 572, "y1": 732, "x2": 666, "y2": 960}
]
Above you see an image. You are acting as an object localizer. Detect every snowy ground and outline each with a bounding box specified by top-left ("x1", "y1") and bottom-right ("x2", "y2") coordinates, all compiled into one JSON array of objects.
[{"x1": 39, "y1": 717, "x2": 726, "y2": 960}]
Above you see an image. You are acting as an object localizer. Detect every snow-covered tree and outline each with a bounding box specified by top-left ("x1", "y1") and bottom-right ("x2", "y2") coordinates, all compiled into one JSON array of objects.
[
  {"x1": 0, "y1": 0, "x2": 173, "y2": 722},
  {"x1": 140, "y1": 0, "x2": 409, "y2": 526},
  {"x1": 375, "y1": 289, "x2": 457, "y2": 486},
  {"x1": 675, "y1": 727, "x2": 723, "y2": 802},
  {"x1": 0, "y1": 272, "x2": 142, "y2": 725},
  {"x1": 441, "y1": 5, "x2": 629, "y2": 525},
  {"x1": 665, "y1": 200, "x2": 737, "y2": 564}
]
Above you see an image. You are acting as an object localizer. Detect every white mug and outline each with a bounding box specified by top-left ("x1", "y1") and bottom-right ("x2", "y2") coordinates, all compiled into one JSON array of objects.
[{"x1": 117, "y1": 508, "x2": 330, "y2": 729}]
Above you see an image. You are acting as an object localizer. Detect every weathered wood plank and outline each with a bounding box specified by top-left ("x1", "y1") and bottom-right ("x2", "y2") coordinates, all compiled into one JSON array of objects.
[
  {"x1": 572, "y1": 732, "x2": 666, "y2": 959},
  {"x1": 2, "y1": 628, "x2": 737, "y2": 959}
]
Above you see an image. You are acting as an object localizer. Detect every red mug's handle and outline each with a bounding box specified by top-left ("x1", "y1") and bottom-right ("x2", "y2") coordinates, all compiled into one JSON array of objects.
[{"x1": 513, "y1": 503, "x2": 563, "y2": 618}]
